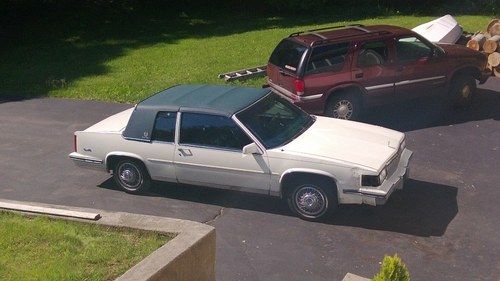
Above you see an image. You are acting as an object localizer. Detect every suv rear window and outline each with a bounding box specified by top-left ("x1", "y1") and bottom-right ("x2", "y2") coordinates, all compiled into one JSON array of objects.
[
  {"x1": 269, "y1": 39, "x2": 307, "y2": 72},
  {"x1": 306, "y1": 42, "x2": 349, "y2": 74}
]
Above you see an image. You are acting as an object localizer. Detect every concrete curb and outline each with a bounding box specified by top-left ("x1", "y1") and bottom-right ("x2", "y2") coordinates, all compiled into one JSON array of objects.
[{"x1": 0, "y1": 198, "x2": 216, "y2": 281}]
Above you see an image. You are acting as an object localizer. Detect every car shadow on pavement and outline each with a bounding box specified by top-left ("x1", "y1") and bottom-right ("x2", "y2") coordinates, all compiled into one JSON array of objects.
[
  {"x1": 362, "y1": 87, "x2": 500, "y2": 132},
  {"x1": 328, "y1": 179, "x2": 458, "y2": 237},
  {"x1": 99, "y1": 177, "x2": 457, "y2": 237}
]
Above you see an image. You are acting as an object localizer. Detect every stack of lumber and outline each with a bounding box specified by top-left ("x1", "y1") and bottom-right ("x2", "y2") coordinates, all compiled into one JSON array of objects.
[{"x1": 466, "y1": 19, "x2": 500, "y2": 77}]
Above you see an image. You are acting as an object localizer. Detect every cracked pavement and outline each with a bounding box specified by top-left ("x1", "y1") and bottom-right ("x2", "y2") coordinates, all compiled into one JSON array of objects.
[{"x1": 0, "y1": 79, "x2": 499, "y2": 280}]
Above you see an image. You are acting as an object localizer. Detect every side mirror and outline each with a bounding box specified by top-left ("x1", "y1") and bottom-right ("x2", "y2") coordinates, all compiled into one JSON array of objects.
[{"x1": 242, "y1": 143, "x2": 263, "y2": 155}]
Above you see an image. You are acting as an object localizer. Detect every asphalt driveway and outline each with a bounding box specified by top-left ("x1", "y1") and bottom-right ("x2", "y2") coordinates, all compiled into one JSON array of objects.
[{"x1": 1, "y1": 79, "x2": 499, "y2": 280}]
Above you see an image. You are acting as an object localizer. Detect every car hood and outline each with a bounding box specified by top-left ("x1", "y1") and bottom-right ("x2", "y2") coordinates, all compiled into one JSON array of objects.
[
  {"x1": 278, "y1": 116, "x2": 405, "y2": 171},
  {"x1": 439, "y1": 43, "x2": 485, "y2": 60}
]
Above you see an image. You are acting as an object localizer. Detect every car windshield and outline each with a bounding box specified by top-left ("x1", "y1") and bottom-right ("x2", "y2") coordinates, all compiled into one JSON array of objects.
[{"x1": 236, "y1": 93, "x2": 315, "y2": 149}]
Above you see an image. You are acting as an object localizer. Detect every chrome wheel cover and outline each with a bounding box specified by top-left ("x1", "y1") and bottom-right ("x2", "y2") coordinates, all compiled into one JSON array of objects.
[
  {"x1": 117, "y1": 162, "x2": 142, "y2": 190},
  {"x1": 294, "y1": 186, "x2": 328, "y2": 217},
  {"x1": 332, "y1": 100, "x2": 353, "y2": 119}
]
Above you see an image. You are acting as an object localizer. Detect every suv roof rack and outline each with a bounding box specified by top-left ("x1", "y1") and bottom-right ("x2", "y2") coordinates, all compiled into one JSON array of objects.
[
  {"x1": 309, "y1": 30, "x2": 393, "y2": 47},
  {"x1": 289, "y1": 24, "x2": 366, "y2": 37}
]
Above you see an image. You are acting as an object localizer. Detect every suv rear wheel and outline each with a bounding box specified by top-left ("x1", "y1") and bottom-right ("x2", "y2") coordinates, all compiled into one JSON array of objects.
[{"x1": 325, "y1": 93, "x2": 361, "y2": 120}]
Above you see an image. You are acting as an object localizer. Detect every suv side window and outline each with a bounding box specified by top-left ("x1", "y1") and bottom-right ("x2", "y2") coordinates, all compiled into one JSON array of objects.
[
  {"x1": 180, "y1": 113, "x2": 252, "y2": 151},
  {"x1": 357, "y1": 41, "x2": 388, "y2": 67},
  {"x1": 396, "y1": 37, "x2": 432, "y2": 62},
  {"x1": 152, "y1": 111, "x2": 176, "y2": 142},
  {"x1": 306, "y1": 42, "x2": 350, "y2": 74}
]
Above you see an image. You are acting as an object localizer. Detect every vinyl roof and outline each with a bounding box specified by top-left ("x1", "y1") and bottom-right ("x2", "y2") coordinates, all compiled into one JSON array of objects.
[
  {"x1": 122, "y1": 84, "x2": 270, "y2": 142},
  {"x1": 138, "y1": 84, "x2": 270, "y2": 116}
]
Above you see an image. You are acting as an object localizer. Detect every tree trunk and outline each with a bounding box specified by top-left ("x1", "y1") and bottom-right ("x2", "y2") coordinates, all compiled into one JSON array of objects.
[
  {"x1": 467, "y1": 33, "x2": 486, "y2": 51},
  {"x1": 489, "y1": 23, "x2": 500, "y2": 37},
  {"x1": 493, "y1": 66, "x2": 500, "y2": 78},
  {"x1": 487, "y1": 19, "x2": 499, "y2": 34},
  {"x1": 483, "y1": 35, "x2": 500, "y2": 54},
  {"x1": 488, "y1": 52, "x2": 500, "y2": 67}
]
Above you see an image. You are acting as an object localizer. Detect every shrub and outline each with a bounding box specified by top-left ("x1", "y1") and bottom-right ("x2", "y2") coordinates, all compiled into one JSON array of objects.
[{"x1": 372, "y1": 254, "x2": 410, "y2": 281}]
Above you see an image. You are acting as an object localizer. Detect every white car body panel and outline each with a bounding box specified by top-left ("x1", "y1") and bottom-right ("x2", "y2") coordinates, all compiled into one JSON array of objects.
[{"x1": 70, "y1": 107, "x2": 412, "y2": 206}]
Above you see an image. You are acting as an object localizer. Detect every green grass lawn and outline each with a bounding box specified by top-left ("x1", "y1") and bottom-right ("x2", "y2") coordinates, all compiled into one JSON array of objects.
[
  {"x1": 0, "y1": 10, "x2": 493, "y2": 103},
  {"x1": 0, "y1": 211, "x2": 172, "y2": 281}
]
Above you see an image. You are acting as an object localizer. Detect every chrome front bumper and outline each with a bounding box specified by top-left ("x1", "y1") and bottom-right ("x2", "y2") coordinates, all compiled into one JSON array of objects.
[{"x1": 357, "y1": 148, "x2": 413, "y2": 206}]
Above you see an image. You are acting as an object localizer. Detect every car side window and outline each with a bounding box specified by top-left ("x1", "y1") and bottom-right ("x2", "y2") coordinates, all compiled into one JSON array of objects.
[
  {"x1": 180, "y1": 113, "x2": 252, "y2": 151},
  {"x1": 396, "y1": 36, "x2": 432, "y2": 62},
  {"x1": 152, "y1": 111, "x2": 176, "y2": 142},
  {"x1": 306, "y1": 42, "x2": 350, "y2": 74},
  {"x1": 357, "y1": 41, "x2": 388, "y2": 67}
]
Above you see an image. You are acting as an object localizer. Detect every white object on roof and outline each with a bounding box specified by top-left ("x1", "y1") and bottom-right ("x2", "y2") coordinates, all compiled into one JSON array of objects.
[{"x1": 412, "y1": 14, "x2": 463, "y2": 44}]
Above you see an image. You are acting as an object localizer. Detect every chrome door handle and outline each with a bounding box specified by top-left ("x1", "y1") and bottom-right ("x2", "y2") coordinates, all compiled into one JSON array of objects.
[{"x1": 178, "y1": 148, "x2": 193, "y2": 156}]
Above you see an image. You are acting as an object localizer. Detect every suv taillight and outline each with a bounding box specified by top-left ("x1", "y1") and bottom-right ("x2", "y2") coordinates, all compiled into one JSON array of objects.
[
  {"x1": 294, "y1": 79, "x2": 305, "y2": 95},
  {"x1": 73, "y1": 134, "x2": 77, "y2": 152}
]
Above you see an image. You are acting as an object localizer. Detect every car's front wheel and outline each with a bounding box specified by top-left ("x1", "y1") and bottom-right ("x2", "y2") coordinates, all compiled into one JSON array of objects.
[
  {"x1": 450, "y1": 73, "x2": 476, "y2": 107},
  {"x1": 113, "y1": 159, "x2": 151, "y2": 194},
  {"x1": 287, "y1": 179, "x2": 338, "y2": 221}
]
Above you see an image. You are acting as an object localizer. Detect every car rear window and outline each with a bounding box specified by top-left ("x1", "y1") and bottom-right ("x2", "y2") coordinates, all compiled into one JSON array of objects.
[
  {"x1": 306, "y1": 42, "x2": 350, "y2": 74},
  {"x1": 269, "y1": 39, "x2": 307, "y2": 72}
]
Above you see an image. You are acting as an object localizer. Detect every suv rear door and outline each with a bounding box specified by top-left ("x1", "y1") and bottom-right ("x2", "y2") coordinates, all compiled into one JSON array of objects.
[
  {"x1": 267, "y1": 39, "x2": 308, "y2": 99},
  {"x1": 352, "y1": 39, "x2": 397, "y2": 106},
  {"x1": 394, "y1": 35, "x2": 447, "y2": 101},
  {"x1": 302, "y1": 42, "x2": 352, "y2": 99}
]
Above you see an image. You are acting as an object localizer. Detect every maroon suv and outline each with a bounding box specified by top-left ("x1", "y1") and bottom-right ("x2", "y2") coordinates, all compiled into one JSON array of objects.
[{"x1": 267, "y1": 24, "x2": 490, "y2": 120}]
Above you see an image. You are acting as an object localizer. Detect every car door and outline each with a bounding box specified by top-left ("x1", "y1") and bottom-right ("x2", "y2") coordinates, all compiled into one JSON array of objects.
[
  {"x1": 141, "y1": 111, "x2": 177, "y2": 182},
  {"x1": 394, "y1": 35, "x2": 447, "y2": 101},
  {"x1": 174, "y1": 112, "x2": 271, "y2": 193},
  {"x1": 352, "y1": 39, "x2": 397, "y2": 107},
  {"x1": 302, "y1": 42, "x2": 352, "y2": 98}
]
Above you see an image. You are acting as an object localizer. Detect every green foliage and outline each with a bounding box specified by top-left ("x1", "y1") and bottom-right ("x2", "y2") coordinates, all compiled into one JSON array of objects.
[
  {"x1": 0, "y1": 211, "x2": 172, "y2": 281},
  {"x1": 373, "y1": 254, "x2": 410, "y2": 281}
]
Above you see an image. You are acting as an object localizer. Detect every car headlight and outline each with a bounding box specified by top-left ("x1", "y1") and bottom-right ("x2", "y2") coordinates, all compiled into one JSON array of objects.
[{"x1": 361, "y1": 168, "x2": 387, "y2": 187}]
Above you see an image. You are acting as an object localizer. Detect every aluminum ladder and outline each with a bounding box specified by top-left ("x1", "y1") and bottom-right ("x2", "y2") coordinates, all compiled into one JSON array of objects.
[{"x1": 218, "y1": 65, "x2": 267, "y2": 81}]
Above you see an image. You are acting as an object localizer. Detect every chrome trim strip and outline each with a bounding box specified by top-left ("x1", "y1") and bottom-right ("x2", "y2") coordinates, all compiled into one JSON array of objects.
[
  {"x1": 122, "y1": 136, "x2": 151, "y2": 143},
  {"x1": 175, "y1": 161, "x2": 267, "y2": 175},
  {"x1": 147, "y1": 158, "x2": 174, "y2": 164},
  {"x1": 177, "y1": 179, "x2": 271, "y2": 196},
  {"x1": 178, "y1": 143, "x2": 243, "y2": 153},
  {"x1": 395, "y1": 76, "x2": 445, "y2": 86},
  {"x1": 365, "y1": 83, "x2": 394, "y2": 91},
  {"x1": 300, "y1": 93, "x2": 323, "y2": 101}
]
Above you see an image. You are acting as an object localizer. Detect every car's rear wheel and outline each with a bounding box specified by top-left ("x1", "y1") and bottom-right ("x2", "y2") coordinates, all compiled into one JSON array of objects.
[
  {"x1": 450, "y1": 74, "x2": 476, "y2": 107},
  {"x1": 113, "y1": 159, "x2": 151, "y2": 194},
  {"x1": 286, "y1": 179, "x2": 338, "y2": 221},
  {"x1": 325, "y1": 93, "x2": 361, "y2": 120}
]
